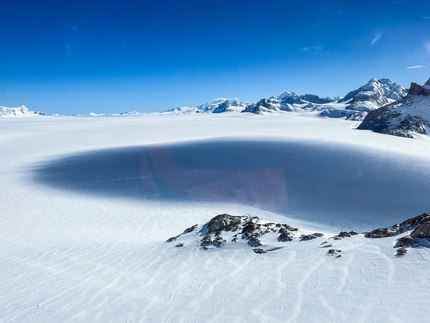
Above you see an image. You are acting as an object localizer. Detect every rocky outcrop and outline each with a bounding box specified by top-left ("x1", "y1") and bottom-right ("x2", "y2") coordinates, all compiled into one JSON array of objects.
[
  {"x1": 363, "y1": 213, "x2": 430, "y2": 238},
  {"x1": 357, "y1": 78, "x2": 430, "y2": 138},
  {"x1": 166, "y1": 213, "x2": 299, "y2": 251},
  {"x1": 411, "y1": 221, "x2": 430, "y2": 238}
]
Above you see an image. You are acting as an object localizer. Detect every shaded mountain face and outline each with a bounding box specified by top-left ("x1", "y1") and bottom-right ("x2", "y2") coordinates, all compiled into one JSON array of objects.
[{"x1": 357, "y1": 79, "x2": 430, "y2": 138}]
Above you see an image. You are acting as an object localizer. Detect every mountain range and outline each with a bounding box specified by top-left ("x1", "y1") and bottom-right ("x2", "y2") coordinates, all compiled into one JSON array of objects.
[{"x1": 3, "y1": 78, "x2": 430, "y2": 138}]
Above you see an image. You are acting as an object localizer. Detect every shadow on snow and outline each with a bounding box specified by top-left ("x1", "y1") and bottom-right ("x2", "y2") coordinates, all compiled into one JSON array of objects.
[{"x1": 33, "y1": 139, "x2": 430, "y2": 228}]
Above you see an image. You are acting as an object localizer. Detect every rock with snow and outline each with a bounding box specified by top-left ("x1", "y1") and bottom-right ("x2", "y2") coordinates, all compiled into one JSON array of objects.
[
  {"x1": 364, "y1": 213, "x2": 430, "y2": 238},
  {"x1": 166, "y1": 214, "x2": 301, "y2": 251},
  {"x1": 410, "y1": 221, "x2": 430, "y2": 238},
  {"x1": 166, "y1": 98, "x2": 249, "y2": 114},
  {"x1": 357, "y1": 78, "x2": 430, "y2": 138},
  {"x1": 340, "y1": 78, "x2": 407, "y2": 112},
  {"x1": 0, "y1": 105, "x2": 45, "y2": 117}
]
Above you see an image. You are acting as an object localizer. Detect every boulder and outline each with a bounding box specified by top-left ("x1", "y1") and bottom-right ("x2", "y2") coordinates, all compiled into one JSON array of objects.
[{"x1": 411, "y1": 221, "x2": 430, "y2": 238}]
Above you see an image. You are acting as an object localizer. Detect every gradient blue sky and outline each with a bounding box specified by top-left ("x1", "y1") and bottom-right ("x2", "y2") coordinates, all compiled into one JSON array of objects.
[{"x1": 1, "y1": 0, "x2": 430, "y2": 114}]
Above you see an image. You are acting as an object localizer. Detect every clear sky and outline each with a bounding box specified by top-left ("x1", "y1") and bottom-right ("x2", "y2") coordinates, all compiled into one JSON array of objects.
[{"x1": 1, "y1": 0, "x2": 430, "y2": 114}]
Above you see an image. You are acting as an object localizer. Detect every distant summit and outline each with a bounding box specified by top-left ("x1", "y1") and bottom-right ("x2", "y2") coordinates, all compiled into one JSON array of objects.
[{"x1": 0, "y1": 105, "x2": 45, "y2": 117}]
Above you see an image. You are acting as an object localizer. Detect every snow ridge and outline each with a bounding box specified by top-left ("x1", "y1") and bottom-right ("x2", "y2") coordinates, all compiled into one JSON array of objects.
[{"x1": 0, "y1": 105, "x2": 45, "y2": 117}]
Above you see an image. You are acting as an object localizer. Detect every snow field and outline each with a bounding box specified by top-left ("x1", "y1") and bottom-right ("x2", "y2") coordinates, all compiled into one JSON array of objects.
[{"x1": 1, "y1": 113, "x2": 430, "y2": 322}]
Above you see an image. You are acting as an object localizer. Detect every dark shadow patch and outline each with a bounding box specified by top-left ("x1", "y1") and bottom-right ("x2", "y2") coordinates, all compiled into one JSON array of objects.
[{"x1": 32, "y1": 139, "x2": 430, "y2": 227}]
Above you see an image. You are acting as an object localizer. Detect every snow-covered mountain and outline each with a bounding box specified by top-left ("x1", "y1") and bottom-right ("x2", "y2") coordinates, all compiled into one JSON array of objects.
[
  {"x1": 358, "y1": 78, "x2": 430, "y2": 138},
  {"x1": 166, "y1": 98, "x2": 248, "y2": 114},
  {"x1": 164, "y1": 78, "x2": 407, "y2": 121},
  {"x1": 0, "y1": 105, "x2": 45, "y2": 117}
]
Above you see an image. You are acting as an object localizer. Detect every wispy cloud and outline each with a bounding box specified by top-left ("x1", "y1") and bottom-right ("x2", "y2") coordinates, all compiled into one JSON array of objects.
[
  {"x1": 369, "y1": 32, "x2": 382, "y2": 46},
  {"x1": 298, "y1": 46, "x2": 323, "y2": 52},
  {"x1": 407, "y1": 65, "x2": 425, "y2": 69},
  {"x1": 423, "y1": 17, "x2": 430, "y2": 19}
]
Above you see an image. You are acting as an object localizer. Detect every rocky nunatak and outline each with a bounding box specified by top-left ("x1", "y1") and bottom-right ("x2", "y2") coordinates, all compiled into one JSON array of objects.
[
  {"x1": 165, "y1": 213, "x2": 326, "y2": 252},
  {"x1": 363, "y1": 213, "x2": 430, "y2": 255}
]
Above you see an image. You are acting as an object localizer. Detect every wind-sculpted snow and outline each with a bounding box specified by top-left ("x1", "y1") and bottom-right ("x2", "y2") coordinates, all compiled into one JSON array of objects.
[
  {"x1": 34, "y1": 138, "x2": 430, "y2": 229},
  {"x1": 2, "y1": 115, "x2": 430, "y2": 323}
]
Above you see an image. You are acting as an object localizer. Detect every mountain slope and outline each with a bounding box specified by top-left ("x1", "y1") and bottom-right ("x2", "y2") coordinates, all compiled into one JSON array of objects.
[{"x1": 358, "y1": 78, "x2": 430, "y2": 138}]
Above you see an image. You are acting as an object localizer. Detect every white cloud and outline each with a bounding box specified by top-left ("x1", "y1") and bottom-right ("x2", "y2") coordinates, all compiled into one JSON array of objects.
[
  {"x1": 369, "y1": 32, "x2": 382, "y2": 46},
  {"x1": 407, "y1": 65, "x2": 426, "y2": 69}
]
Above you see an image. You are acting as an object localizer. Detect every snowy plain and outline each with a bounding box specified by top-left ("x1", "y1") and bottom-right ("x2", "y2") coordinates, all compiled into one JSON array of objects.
[{"x1": 1, "y1": 112, "x2": 430, "y2": 322}]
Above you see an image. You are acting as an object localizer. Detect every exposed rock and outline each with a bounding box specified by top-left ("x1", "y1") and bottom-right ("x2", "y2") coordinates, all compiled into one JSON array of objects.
[
  {"x1": 183, "y1": 224, "x2": 198, "y2": 234},
  {"x1": 396, "y1": 248, "x2": 408, "y2": 256},
  {"x1": 247, "y1": 237, "x2": 262, "y2": 247},
  {"x1": 328, "y1": 249, "x2": 342, "y2": 255},
  {"x1": 213, "y1": 236, "x2": 227, "y2": 247},
  {"x1": 300, "y1": 233, "x2": 324, "y2": 241},
  {"x1": 176, "y1": 243, "x2": 184, "y2": 247},
  {"x1": 364, "y1": 213, "x2": 430, "y2": 238},
  {"x1": 300, "y1": 94, "x2": 334, "y2": 104},
  {"x1": 278, "y1": 227, "x2": 295, "y2": 242},
  {"x1": 204, "y1": 214, "x2": 242, "y2": 234},
  {"x1": 253, "y1": 248, "x2": 267, "y2": 254},
  {"x1": 394, "y1": 235, "x2": 416, "y2": 247},
  {"x1": 333, "y1": 231, "x2": 359, "y2": 240},
  {"x1": 411, "y1": 221, "x2": 430, "y2": 238},
  {"x1": 358, "y1": 78, "x2": 430, "y2": 138},
  {"x1": 165, "y1": 235, "x2": 180, "y2": 243}
]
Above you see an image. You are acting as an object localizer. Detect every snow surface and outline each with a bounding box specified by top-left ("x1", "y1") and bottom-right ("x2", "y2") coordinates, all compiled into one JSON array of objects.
[{"x1": 1, "y1": 113, "x2": 430, "y2": 322}]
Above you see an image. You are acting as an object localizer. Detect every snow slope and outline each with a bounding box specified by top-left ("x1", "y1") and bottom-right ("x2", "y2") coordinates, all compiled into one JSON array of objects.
[{"x1": 1, "y1": 113, "x2": 430, "y2": 322}]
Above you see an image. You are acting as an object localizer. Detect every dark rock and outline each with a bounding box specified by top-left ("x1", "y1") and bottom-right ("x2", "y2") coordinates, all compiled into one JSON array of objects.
[
  {"x1": 396, "y1": 248, "x2": 408, "y2": 256},
  {"x1": 394, "y1": 235, "x2": 416, "y2": 247},
  {"x1": 300, "y1": 233, "x2": 324, "y2": 241},
  {"x1": 328, "y1": 249, "x2": 342, "y2": 254},
  {"x1": 253, "y1": 248, "x2": 267, "y2": 254},
  {"x1": 411, "y1": 221, "x2": 430, "y2": 238},
  {"x1": 278, "y1": 227, "x2": 295, "y2": 242},
  {"x1": 166, "y1": 235, "x2": 179, "y2": 243},
  {"x1": 336, "y1": 254, "x2": 342, "y2": 258},
  {"x1": 364, "y1": 213, "x2": 430, "y2": 238},
  {"x1": 200, "y1": 235, "x2": 213, "y2": 247},
  {"x1": 282, "y1": 224, "x2": 298, "y2": 231},
  {"x1": 213, "y1": 237, "x2": 226, "y2": 247},
  {"x1": 176, "y1": 243, "x2": 184, "y2": 247},
  {"x1": 300, "y1": 94, "x2": 333, "y2": 104},
  {"x1": 183, "y1": 224, "x2": 198, "y2": 234},
  {"x1": 320, "y1": 244, "x2": 333, "y2": 248},
  {"x1": 247, "y1": 237, "x2": 262, "y2": 247},
  {"x1": 333, "y1": 231, "x2": 359, "y2": 240},
  {"x1": 241, "y1": 223, "x2": 256, "y2": 234},
  {"x1": 204, "y1": 214, "x2": 242, "y2": 234},
  {"x1": 408, "y1": 80, "x2": 430, "y2": 96}
]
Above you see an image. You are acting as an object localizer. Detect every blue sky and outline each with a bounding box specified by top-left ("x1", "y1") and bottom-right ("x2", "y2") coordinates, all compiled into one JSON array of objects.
[{"x1": 1, "y1": 0, "x2": 430, "y2": 114}]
